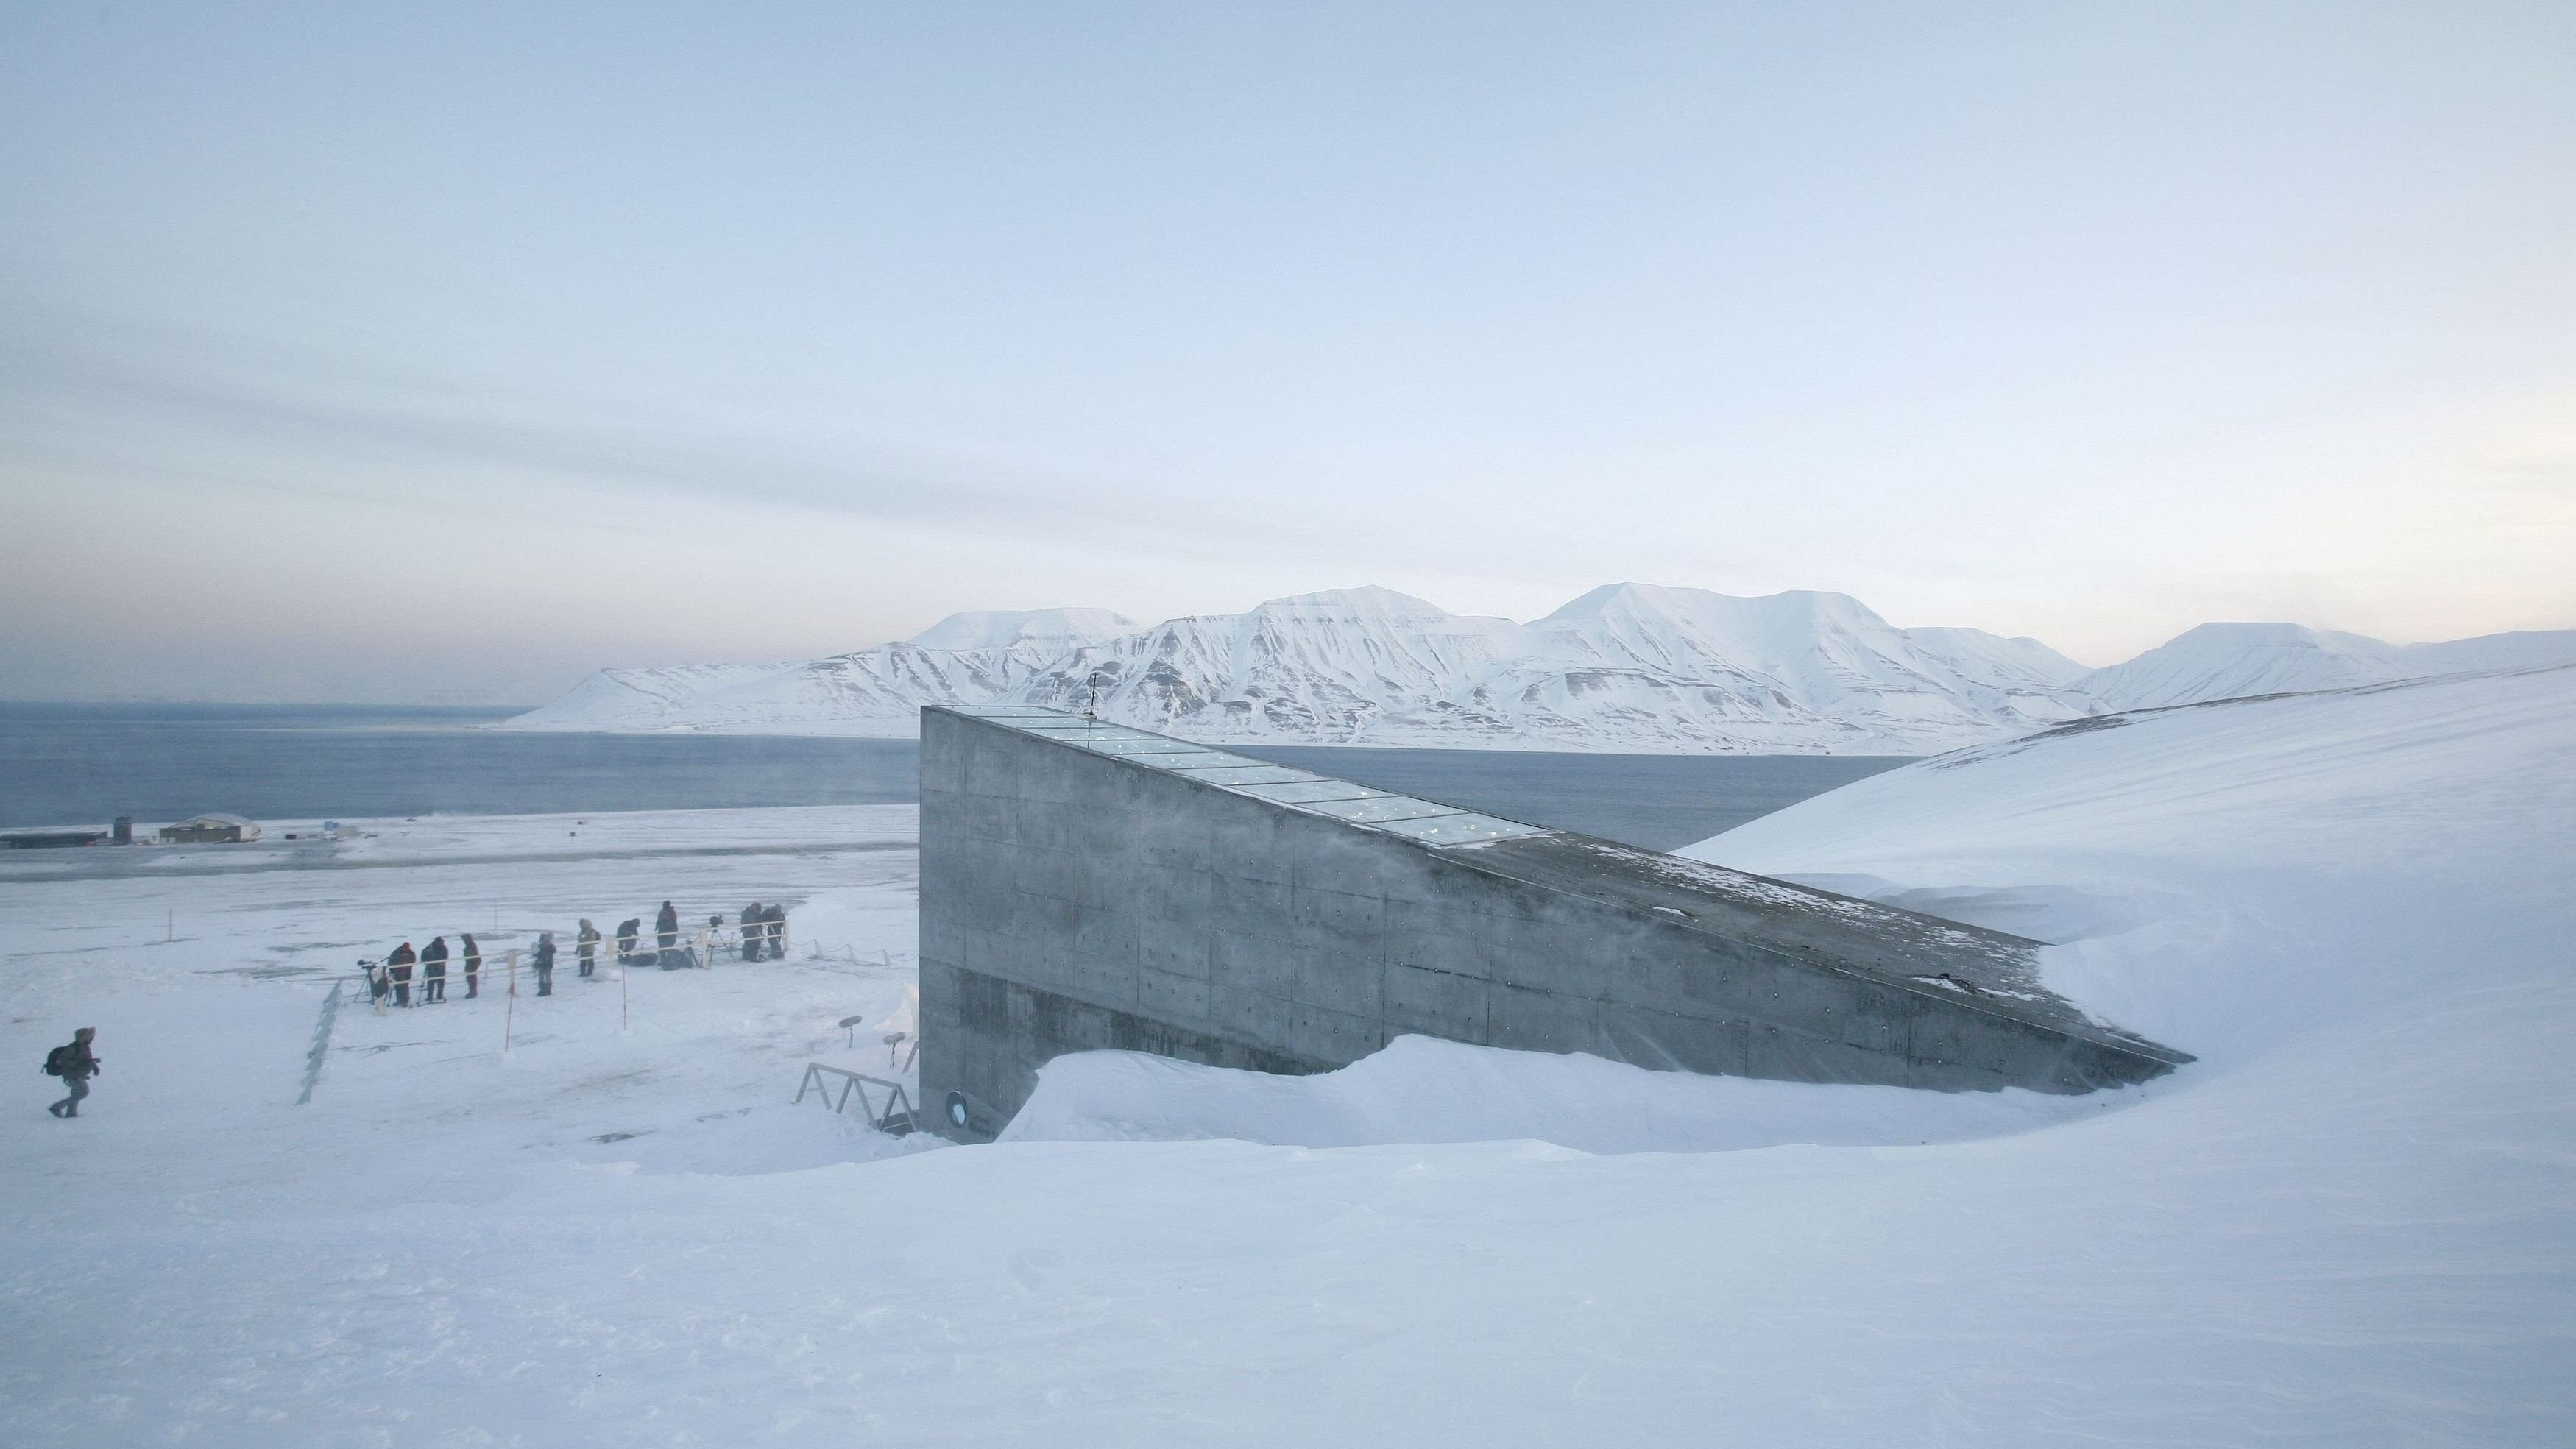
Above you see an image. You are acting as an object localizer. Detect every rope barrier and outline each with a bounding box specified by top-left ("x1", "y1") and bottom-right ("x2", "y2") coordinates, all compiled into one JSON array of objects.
[{"x1": 352, "y1": 918, "x2": 792, "y2": 1030}]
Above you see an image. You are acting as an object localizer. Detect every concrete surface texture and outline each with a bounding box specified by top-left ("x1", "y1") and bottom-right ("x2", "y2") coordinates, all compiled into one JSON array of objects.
[{"x1": 918, "y1": 706, "x2": 2187, "y2": 1138}]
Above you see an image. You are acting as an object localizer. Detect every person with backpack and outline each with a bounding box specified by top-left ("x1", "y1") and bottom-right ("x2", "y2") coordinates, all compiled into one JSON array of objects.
[
  {"x1": 739, "y1": 903, "x2": 764, "y2": 961},
  {"x1": 387, "y1": 941, "x2": 416, "y2": 1007},
  {"x1": 460, "y1": 933, "x2": 482, "y2": 999},
  {"x1": 43, "y1": 1028, "x2": 100, "y2": 1118},
  {"x1": 532, "y1": 931, "x2": 557, "y2": 996},
  {"x1": 420, "y1": 935, "x2": 450, "y2": 1004},
  {"x1": 576, "y1": 919, "x2": 600, "y2": 978}
]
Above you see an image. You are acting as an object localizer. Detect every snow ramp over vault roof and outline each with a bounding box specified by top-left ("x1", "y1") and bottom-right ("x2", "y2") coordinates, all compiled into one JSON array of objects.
[{"x1": 916, "y1": 705, "x2": 2187, "y2": 1136}]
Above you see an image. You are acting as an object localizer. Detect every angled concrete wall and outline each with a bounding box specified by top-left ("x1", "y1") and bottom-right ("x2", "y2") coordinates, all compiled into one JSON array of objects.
[{"x1": 918, "y1": 706, "x2": 2186, "y2": 1138}]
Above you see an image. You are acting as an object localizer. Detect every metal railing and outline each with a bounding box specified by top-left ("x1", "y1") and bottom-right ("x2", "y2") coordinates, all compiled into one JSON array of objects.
[
  {"x1": 606, "y1": 921, "x2": 793, "y2": 968},
  {"x1": 350, "y1": 922, "x2": 790, "y2": 982},
  {"x1": 353, "y1": 921, "x2": 789, "y2": 996},
  {"x1": 793, "y1": 1062, "x2": 918, "y2": 1136},
  {"x1": 347, "y1": 919, "x2": 790, "y2": 1053}
]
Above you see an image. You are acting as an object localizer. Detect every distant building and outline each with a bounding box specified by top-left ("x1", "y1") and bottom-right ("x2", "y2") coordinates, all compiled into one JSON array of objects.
[
  {"x1": 1, "y1": 829, "x2": 110, "y2": 850},
  {"x1": 160, "y1": 814, "x2": 262, "y2": 844}
]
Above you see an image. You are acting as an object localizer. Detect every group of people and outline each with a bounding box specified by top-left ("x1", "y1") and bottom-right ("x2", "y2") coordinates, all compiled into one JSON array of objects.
[
  {"x1": 604, "y1": 900, "x2": 788, "y2": 968},
  {"x1": 370, "y1": 933, "x2": 486, "y2": 1007},
  {"x1": 610, "y1": 900, "x2": 683, "y2": 968},
  {"x1": 365, "y1": 900, "x2": 788, "y2": 1006},
  {"x1": 735, "y1": 901, "x2": 790, "y2": 962}
]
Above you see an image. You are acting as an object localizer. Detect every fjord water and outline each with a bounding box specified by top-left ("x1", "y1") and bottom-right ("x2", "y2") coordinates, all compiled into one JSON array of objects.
[
  {"x1": 0, "y1": 704, "x2": 919, "y2": 827},
  {"x1": 0, "y1": 704, "x2": 1910, "y2": 849}
]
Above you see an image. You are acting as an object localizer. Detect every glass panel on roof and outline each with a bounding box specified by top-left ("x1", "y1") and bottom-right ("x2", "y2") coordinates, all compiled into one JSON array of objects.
[
  {"x1": 1130, "y1": 750, "x2": 1257, "y2": 772},
  {"x1": 1016, "y1": 723, "x2": 1147, "y2": 740},
  {"x1": 1084, "y1": 737, "x2": 1208, "y2": 754},
  {"x1": 1234, "y1": 780, "x2": 1389, "y2": 805},
  {"x1": 1166, "y1": 765, "x2": 1320, "y2": 787},
  {"x1": 1300, "y1": 796, "x2": 1460, "y2": 824},
  {"x1": 1370, "y1": 813, "x2": 1549, "y2": 846}
]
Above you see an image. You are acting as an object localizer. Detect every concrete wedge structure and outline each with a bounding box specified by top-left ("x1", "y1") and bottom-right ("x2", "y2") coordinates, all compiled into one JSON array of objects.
[{"x1": 919, "y1": 706, "x2": 2188, "y2": 1138}]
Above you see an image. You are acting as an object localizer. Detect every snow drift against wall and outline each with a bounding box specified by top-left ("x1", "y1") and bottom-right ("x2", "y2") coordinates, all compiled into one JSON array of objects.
[
  {"x1": 1002, "y1": 1032, "x2": 2129, "y2": 1153},
  {"x1": 1685, "y1": 659, "x2": 2576, "y2": 1062}
]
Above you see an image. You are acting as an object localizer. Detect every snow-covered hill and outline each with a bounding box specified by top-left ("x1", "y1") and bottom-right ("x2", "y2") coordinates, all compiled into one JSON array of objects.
[
  {"x1": 501, "y1": 586, "x2": 2576, "y2": 752},
  {"x1": 2078, "y1": 620, "x2": 2576, "y2": 709},
  {"x1": 1012, "y1": 586, "x2": 1532, "y2": 741},
  {"x1": 902, "y1": 607, "x2": 1142, "y2": 653},
  {"x1": 1486, "y1": 584, "x2": 2092, "y2": 751},
  {"x1": 503, "y1": 608, "x2": 1144, "y2": 734},
  {"x1": 504, "y1": 584, "x2": 2101, "y2": 752}
]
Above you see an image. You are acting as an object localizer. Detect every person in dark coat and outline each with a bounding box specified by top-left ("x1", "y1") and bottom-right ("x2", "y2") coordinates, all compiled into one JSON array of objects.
[
  {"x1": 655, "y1": 901, "x2": 679, "y2": 951},
  {"x1": 739, "y1": 903, "x2": 763, "y2": 962},
  {"x1": 532, "y1": 931, "x2": 557, "y2": 996},
  {"x1": 763, "y1": 903, "x2": 787, "y2": 960},
  {"x1": 615, "y1": 918, "x2": 642, "y2": 963},
  {"x1": 387, "y1": 941, "x2": 416, "y2": 1007},
  {"x1": 576, "y1": 919, "x2": 600, "y2": 978},
  {"x1": 420, "y1": 935, "x2": 449, "y2": 1003},
  {"x1": 45, "y1": 1027, "x2": 100, "y2": 1118},
  {"x1": 460, "y1": 933, "x2": 482, "y2": 999}
]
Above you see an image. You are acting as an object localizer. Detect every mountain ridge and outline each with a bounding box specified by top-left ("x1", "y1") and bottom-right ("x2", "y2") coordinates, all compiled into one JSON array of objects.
[{"x1": 499, "y1": 587, "x2": 2576, "y2": 753}]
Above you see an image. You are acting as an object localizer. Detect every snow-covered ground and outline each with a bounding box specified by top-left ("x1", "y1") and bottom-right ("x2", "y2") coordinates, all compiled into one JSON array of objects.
[
  {"x1": 1002, "y1": 1032, "x2": 2145, "y2": 1153},
  {"x1": 1, "y1": 807, "x2": 932, "y2": 1443},
  {"x1": 7, "y1": 664, "x2": 2574, "y2": 1445}
]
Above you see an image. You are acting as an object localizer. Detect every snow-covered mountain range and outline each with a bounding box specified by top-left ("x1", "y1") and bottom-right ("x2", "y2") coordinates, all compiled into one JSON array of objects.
[
  {"x1": 2074, "y1": 621, "x2": 2576, "y2": 709},
  {"x1": 499, "y1": 586, "x2": 2576, "y2": 754}
]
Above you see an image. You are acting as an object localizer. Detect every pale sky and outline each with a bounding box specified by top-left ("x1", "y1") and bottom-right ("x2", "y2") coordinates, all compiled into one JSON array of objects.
[{"x1": 4, "y1": 2, "x2": 2571, "y2": 703}]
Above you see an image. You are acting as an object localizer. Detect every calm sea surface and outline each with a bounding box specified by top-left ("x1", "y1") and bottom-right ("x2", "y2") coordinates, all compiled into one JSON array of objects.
[{"x1": 0, "y1": 704, "x2": 1911, "y2": 851}]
